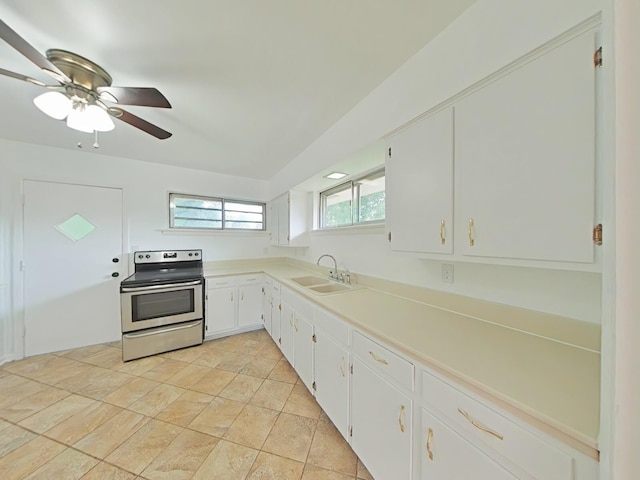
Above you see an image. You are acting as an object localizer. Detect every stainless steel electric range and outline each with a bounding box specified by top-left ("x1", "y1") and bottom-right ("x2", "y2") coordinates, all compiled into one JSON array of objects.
[{"x1": 120, "y1": 249, "x2": 204, "y2": 361}]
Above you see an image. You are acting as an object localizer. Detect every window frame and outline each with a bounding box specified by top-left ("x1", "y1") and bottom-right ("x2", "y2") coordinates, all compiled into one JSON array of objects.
[
  {"x1": 169, "y1": 193, "x2": 266, "y2": 231},
  {"x1": 319, "y1": 167, "x2": 385, "y2": 229}
]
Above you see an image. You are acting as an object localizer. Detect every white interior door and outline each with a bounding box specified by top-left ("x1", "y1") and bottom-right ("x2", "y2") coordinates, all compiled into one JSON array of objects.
[{"x1": 23, "y1": 180, "x2": 123, "y2": 356}]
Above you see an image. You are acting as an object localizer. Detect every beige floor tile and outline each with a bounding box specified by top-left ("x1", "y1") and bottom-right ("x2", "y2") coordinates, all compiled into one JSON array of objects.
[
  {"x1": 19, "y1": 394, "x2": 96, "y2": 434},
  {"x1": 357, "y1": 459, "x2": 374, "y2": 480},
  {"x1": 0, "y1": 418, "x2": 11, "y2": 431},
  {"x1": 246, "y1": 451, "x2": 305, "y2": 480},
  {"x1": 232, "y1": 339, "x2": 264, "y2": 357},
  {"x1": 80, "y1": 462, "x2": 137, "y2": 480},
  {"x1": 268, "y1": 358, "x2": 299, "y2": 384},
  {"x1": 105, "y1": 419, "x2": 182, "y2": 475},
  {"x1": 224, "y1": 404, "x2": 279, "y2": 449},
  {"x1": 262, "y1": 412, "x2": 317, "y2": 462},
  {"x1": 218, "y1": 373, "x2": 263, "y2": 403},
  {"x1": 103, "y1": 376, "x2": 160, "y2": 408},
  {"x1": 59, "y1": 343, "x2": 112, "y2": 361},
  {"x1": 23, "y1": 447, "x2": 98, "y2": 480},
  {"x1": 2, "y1": 354, "x2": 56, "y2": 376},
  {"x1": 216, "y1": 351, "x2": 254, "y2": 372},
  {"x1": 73, "y1": 409, "x2": 150, "y2": 459},
  {"x1": 302, "y1": 464, "x2": 355, "y2": 480},
  {"x1": 156, "y1": 390, "x2": 213, "y2": 426},
  {"x1": 192, "y1": 439, "x2": 259, "y2": 480},
  {"x1": 0, "y1": 424, "x2": 37, "y2": 458},
  {"x1": 190, "y1": 368, "x2": 237, "y2": 396},
  {"x1": 19, "y1": 356, "x2": 86, "y2": 384},
  {"x1": 250, "y1": 379, "x2": 294, "y2": 411},
  {"x1": 188, "y1": 396, "x2": 245, "y2": 437},
  {"x1": 0, "y1": 377, "x2": 49, "y2": 409},
  {"x1": 164, "y1": 363, "x2": 211, "y2": 389},
  {"x1": 53, "y1": 365, "x2": 111, "y2": 392},
  {"x1": 0, "y1": 374, "x2": 31, "y2": 399},
  {"x1": 256, "y1": 339, "x2": 284, "y2": 359},
  {"x1": 140, "y1": 359, "x2": 190, "y2": 383},
  {"x1": 0, "y1": 385, "x2": 70, "y2": 422},
  {"x1": 0, "y1": 435, "x2": 66, "y2": 480},
  {"x1": 81, "y1": 347, "x2": 124, "y2": 368},
  {"x1": 193, "y1": 348, "x2": 225, "y2": 368},
  {"x1": 129, "y1": 383, "x2": 185, "y2": 417},
  {"x1": 241, "y1": 355, "x2": 279, "y2": 378},
  {"x1": 141, "y1": 429, "x2": 219, "y2": 480},
  {"x1": 76, "y1": 369, "x2": 135, "y2": 400},
  {"x1": 116, "y1": 355, "x2": 166, "y2": 376},
  {"x1": 307, "y1": 419, "x2": 357, "y2": 476},
  {"x1": 44, "y1": 401, "x2": 121, "y2": 445},
  {"x1": 283, "y1": 384, "x2": 322, "y2": 419},
  {"x1": 162, "y1": 346, "x2": 204, "y2": 363}
]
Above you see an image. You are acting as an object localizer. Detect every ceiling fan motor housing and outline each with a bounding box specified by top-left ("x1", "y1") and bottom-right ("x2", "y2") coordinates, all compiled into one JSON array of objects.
[{"x1": 46, "y1": 49, "x2": 112, "y2": 90}]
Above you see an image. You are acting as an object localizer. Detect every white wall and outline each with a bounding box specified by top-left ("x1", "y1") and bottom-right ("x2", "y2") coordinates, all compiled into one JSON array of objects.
[
  {"x1": 269, "y1": 0, "x2": 605, "y2": 324},
  {"x1": 0, "y1": 138, "x2": 271, "y2": 361}
]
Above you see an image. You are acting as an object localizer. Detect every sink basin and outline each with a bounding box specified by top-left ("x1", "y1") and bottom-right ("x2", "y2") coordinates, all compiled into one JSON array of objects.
[
  {"x1": 290, "y1": 276, "x2": 329, "y2": 287},
  {"x1": 308, "y1": 283, "x2": 352, "y2": 294}
]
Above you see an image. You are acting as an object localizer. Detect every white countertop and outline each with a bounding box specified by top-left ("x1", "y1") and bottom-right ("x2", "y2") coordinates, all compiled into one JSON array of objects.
[{"x1": 204, "y1": 261, "x2": 600, "y2": 455}]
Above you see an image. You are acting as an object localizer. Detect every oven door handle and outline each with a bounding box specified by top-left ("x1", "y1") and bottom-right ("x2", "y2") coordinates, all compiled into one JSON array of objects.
[
  {"x1": 121, "y1": 280, "x2": 202, "y2": 292},
  {"x1": 123, "y1": 320, "x2": 202, "y2": 338}
]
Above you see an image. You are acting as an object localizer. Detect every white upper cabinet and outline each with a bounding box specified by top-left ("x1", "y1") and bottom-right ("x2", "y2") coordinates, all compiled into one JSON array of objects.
[
  {"x1": 386, "y1": 107, "x2": 454, "y2": 254},
  {"x1": 454, "y1": 30, "x2": 597, "y2": 263},
  {"x1": 269, "y1": 191, "x2": 309, "y2": 246}
]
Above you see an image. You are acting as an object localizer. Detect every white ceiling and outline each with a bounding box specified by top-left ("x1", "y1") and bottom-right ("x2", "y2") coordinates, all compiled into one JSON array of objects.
[{"x1": 0, "y1": 1, "x2": 475, "y2": 180}]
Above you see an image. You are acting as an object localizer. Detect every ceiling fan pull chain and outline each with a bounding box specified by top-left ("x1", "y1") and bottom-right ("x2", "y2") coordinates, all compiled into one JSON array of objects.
[{"x1": 93, "y1": 130, "x2": 99, "y2": 149}]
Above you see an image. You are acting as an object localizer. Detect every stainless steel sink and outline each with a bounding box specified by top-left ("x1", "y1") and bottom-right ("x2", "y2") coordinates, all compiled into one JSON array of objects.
[{"x1": 290, "y1": 275, "x2": 329, "y2": 287}]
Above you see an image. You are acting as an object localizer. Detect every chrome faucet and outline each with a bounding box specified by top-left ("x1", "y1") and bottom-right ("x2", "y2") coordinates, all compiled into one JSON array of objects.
[{"x1": 317, "y1": 254, "x2": 338, "y2": 281}]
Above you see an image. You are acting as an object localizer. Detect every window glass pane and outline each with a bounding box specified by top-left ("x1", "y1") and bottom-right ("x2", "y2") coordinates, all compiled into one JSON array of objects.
[
  {"x1": 357, "y1": 174, "x2": 385, "y2": 223},
  {"x1": 323, "y1": 185, "x2": 352, "y2": 228},
  {"x1": 170, "y1": 194, "x2": 265, "y2": 230}
]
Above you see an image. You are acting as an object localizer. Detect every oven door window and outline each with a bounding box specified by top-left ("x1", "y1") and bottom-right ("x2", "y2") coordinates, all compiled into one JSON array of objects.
[{"x1": 132, "y1": 289, "x2": 195, "y2": 322}]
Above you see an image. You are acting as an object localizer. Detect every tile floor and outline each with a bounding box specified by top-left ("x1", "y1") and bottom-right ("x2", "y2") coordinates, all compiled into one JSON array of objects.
[{"x1": 0, "y1": 329, "x2": 374, "y2": 480}]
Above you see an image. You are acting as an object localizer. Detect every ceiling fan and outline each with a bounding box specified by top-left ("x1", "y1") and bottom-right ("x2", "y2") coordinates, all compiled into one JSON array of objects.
[{"x1": 0, "y1": 19, "x2": 172, "y2": 139}]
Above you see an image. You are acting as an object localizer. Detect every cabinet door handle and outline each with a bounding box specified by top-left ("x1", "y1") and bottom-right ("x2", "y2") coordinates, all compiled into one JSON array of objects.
[
  {"x1": 458, "y1": 408, "x2": 503, "y2": 440},
  {"x1": 426, "y1": 427, "x2": 434, "y2": 461},
  {"x1": 440, "y1": 220, "x2": 446, "y2": 245},
  {"x1": 398, "y1": 405, "x2": 406, "y2": 433},
  {"x1": 369, "y1": 351, "x2": 389, "y2": 365},
  {"x1": 240, "y1": 291, "x2": 244, "y2": 301},
  {"x1": 230, "y1": 292, "x2": 233, "y2": 302},
  {"x1": 294, "y1": 318, "x2": 299, "y2": 332},
  {"x1": 468, "y1": 218, "x2": 475, "y2": 246},
  {"x1": 340, "y1": 357, "x2": 346, "y2": 377}
]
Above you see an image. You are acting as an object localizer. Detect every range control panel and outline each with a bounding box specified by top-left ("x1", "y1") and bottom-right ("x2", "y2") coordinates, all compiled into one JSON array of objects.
[{"x1": 133, "y1": 250, "x2": 202, "y2": 264}]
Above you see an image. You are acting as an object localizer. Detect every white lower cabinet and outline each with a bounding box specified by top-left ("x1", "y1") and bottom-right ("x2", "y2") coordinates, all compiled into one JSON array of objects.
[
  {"x1": 351, "y1": 357, "x2": 413, "y2": 480},
  {"x1": 280, "y1": 301, "x2": 295, "y2": 362},
  {"x1": 294, "y1": 312, "x2": 314, "y2": 390},
  {"x1": 420, "y1": 408, "x2": 517, "y2": 480},
  {"x1": 238, "y1": 282, "x2": 262, "y2": 328},
  {"x1": 205, "y1": 275, "x2": 263, "y2": 338},
  {"x1": 262, "y1": 278, "x2": 272, "y2": 334},
  {"x1": 270, "y1": 281, "x2": 281, "y2": 345},
  {"x1": 205, "y1": 284, "x2": 236, "y2": 336},
  {"x1": 313, "y1": 327, "x2": 349, "y2": 439}
]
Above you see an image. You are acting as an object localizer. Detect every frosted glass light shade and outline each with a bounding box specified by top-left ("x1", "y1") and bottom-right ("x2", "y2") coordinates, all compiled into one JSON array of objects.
[
  {"x1": 86, "y1": 105, "x2": 115, "y2": 132},
  {"x1": 66, "y1": 106, "x2": 94, "y2": 133},
  {"x1": 33, "y1": 91, "x2": 72, "y2": 120}
]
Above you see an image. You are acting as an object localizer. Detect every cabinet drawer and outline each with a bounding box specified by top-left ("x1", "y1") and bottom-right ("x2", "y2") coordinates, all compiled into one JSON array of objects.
[
  {"x1": 236, "y1": 274, "x2": 263, "y2": 285},
  {"x1": 207, "y1": 276, "x2": 236, "y2": 288},
  {"x1": 315, "y1": 308, "x2": 349, "y2": 346},
  {"x1": 282, "y1": 288, "x2": 314, "y2": 320},
  {"x1": 352, "y1": 331, "x2": 414, "y2": 391},
  {"x1": 422, "y1": 371, "x2": 573, "y2": 480}
]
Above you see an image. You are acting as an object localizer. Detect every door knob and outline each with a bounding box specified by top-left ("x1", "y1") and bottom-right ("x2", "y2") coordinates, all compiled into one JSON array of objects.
[
  {"x1": 112, "y1": 258, "x2": 119, "y2": 263},
  {"x1": 111, "y1": 272, "x2": 119, "y2": 277}
]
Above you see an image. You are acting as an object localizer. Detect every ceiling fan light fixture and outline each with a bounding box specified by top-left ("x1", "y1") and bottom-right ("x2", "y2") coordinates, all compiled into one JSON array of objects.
[
  {"x1": 85, "y1": 104, "x2": 115, "y2": 132},
  {"x1": 66, "y1": 103, "x2": 94, "y2": 133},
  {"x1": 33, "y1": 91, "x2": 72, "y2": 120}
]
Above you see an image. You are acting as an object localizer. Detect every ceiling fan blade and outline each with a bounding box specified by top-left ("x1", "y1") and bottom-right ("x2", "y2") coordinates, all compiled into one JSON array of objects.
[
  {"x1": 0, "y1": 19, "x2": 70, "y2": 83},
  {"x1": 0, "y1": 67, "x2": 46, "y2": 86},
  {"x1": 97, "y1": 86, "x2": 171, "y2": 108},
  {"x1": 109, "y1": 107, "x2": 172, "y2": 140}
]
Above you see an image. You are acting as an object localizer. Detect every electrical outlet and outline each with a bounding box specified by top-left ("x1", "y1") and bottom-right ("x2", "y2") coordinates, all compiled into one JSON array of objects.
[{"x1": 441, "y1": 264, "x2": 454, "y2": 284}]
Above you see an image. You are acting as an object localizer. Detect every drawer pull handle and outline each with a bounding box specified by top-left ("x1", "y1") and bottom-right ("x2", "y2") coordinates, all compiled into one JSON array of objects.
[
  {"x1": 369, "y1": 351, "x2": 389, "y2": 365},
  {"x1": 398, "y1": 405, "x2": 406, "y2": 433},
  {"x1": 340, "y1": 357, "x2": 346, "y2": 377},
  {"x1": 440, "y1": 220, "x2": 446, "y2": 245},
  {"x1": 426, "y1": 427, "x2": 434, "y2": 461},
  {"x1": 241, "y1": 291, "x2": 244, "y2": 301},
  {"x1": 246, "y1": 277, "x2": 256, "y2": 281},
  {"x1": 468, "y1": 218, "x2": 475, "y2": 246},
  {"x1": 458, "y1": 408, "x2": 503, "y2": 440}
]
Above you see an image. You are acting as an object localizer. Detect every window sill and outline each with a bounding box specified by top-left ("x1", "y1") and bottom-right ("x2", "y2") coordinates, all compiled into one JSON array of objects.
[
  {"x1": 160, "y1": 229, "x2": 269, "y2": 236},
  {"x1": 312, "y1": 223, "x2": 385, "y2": 235}
]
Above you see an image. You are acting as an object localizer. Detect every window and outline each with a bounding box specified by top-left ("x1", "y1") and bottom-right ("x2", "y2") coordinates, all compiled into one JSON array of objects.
[
  {"x1": 320, "y1": 168, "x2": 385, "y2": 228},
  {"x1": 169, "y1": 193, "x2": 265, "y2": 231}
]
